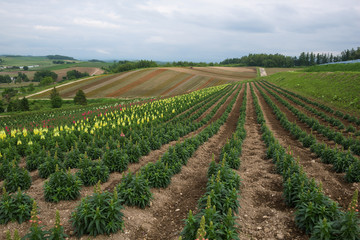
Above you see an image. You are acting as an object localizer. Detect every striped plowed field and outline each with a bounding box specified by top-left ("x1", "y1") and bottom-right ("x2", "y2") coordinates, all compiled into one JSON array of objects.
[
  {"x1": 120, "y1": 71, "x2": 191, "y2": 98},
  {"x1": 106, "y1": 69, "x2": 168, "y2": 97},
  {"x1": 160, "y1": 74, "x2": 195, "y2": 96},
  {"x1": 28, "y1": 67, "x2": 255, "y2": 99}
]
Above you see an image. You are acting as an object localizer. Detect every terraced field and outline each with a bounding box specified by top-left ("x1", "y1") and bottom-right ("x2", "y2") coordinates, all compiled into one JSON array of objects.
[
  {"x1": 28, "y1": 67, "x2": 256, "y2": 99},
  {"x1": 1, "y1": 77, "x2": 360, "y2": 239}
]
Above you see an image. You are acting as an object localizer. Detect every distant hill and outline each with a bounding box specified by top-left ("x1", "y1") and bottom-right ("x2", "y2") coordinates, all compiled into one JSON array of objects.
[
  {"x1": 46, "y1": 55, "x2": 76, "y2": 60},
  {"x1": 28, "y1": 66, "x2": 256, "y2": 99}
]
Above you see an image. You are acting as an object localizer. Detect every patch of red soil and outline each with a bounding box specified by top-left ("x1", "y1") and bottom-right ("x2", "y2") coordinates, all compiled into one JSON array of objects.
[
  {"x1": 160, "y1": 74, "x2": 195, "y2": 96},
  {"x1": 106, "y1": 69, "x2": 167, "y2": 97}
]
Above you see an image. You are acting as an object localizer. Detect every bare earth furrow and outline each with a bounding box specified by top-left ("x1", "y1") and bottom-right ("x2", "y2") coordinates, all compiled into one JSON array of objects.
[{"x1": 237, "y1": 83, "x2": 306, "y2": 240}]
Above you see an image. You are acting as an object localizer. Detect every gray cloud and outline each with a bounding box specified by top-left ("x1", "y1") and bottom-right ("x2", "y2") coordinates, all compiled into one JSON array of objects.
[{"x1": 0, "y1": 0, "x2": 359, "y2": 61}]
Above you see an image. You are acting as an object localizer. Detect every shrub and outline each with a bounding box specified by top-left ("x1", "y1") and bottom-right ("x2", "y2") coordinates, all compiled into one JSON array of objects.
[
  {"x1": 44, "y1": 166, "x2": 82, "y2": 202},
  {"x1": 38, "y1": 153, "x2": 64, "y2": 179},
  {"x1": 102, "y1": 149, "x2": 128, "y2": 173},
  {"x1": 117, "y1": 172, "x2": 152, "y2": 208},
  {"x1": 3, "y1": 162, "x2": 31, "y2": 193},
  {"x1": 70, "y1": 184, "x2": 124, "y2": 237},
  {"x1": 0, "y1": 188, "x2": 33, "y2": 224},
  {"x1": 76, "y1": 158, "x2": 109, "y2": 186},
  {"x1": 73, "y1": 90, "x2": 87, "y2": 105},
  {"x1": 141, "y1": 161, "x2": 171, "y2": 188}
]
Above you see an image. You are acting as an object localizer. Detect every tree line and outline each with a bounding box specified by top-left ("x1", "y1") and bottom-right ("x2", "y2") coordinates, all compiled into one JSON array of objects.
[{"x1": 220, "y1": 46, "x2": 360, "y2": 67}]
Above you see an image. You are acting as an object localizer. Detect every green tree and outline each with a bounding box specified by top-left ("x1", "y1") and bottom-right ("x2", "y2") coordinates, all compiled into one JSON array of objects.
[
  {"x1": 50, "y1": 87, "x2": 62, "y2": 108},
  {"x1": 18, "y1": 72, "x2": 29, "y2": 82},
  {"x1": 27, "y1": 83, "x2": 35, "y2": 92},
  {"x1": 2, "y1": 88, "x2": 18, "y2": 103},
  {"x1": 40, "y1": 76, "x2": 54, "y2": 86},
  {"x1": 20, "y1": 97, "x2": 30, "y2": 111},
  {"x1": 7, "y1": 99, "x2": 21, "y2": 112},
  {"x1": 74, "y1": 89, "x2": 87, "y2": 105},
  {"x1": 0, "y1": 100, "x2": 4, "y2": 113},
  {"x1": 0, "y1": 75, "x2": 11, "y2": 83},
  {"x1": 33, "y1": 70, "x2": 58, "y2": 82},
  {"x1": 23, "y1": 66, "x2": 29, "y2": 70}
]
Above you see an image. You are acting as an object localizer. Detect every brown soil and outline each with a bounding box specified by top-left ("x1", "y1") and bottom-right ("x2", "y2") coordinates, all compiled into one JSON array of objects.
[
  {"x1": 253, "y1": 83, "x2": 358, "y2": 211},
  {"x1": 166, "y1": 67, "x2": 254, "y2": 81},
  {"x1": 61, "y1": 72, "x2": 127, "y2": 98},
  {"x1": 237, "y1": 83, "x2": 307, "y2": 240},
  {"x1": 106, "y1": 69, "x2": 167, "y2": 97},
  {"x1": 160, "y1": 74, "x2": 195, "y2": 96},
  {"x1": 209, "y1": 67, "x2": 256, "y2": 73},
  {"x1": 195, "y1": 77, "x2": 214, "y2": 91}
]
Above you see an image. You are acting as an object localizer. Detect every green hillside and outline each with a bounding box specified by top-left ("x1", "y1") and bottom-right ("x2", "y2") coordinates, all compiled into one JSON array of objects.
[
  {"x1": 302, "y1": 62, "x2": 360, "y2": 72},
  {"x1": 261, "y1": 71, "x2": 360, "y2": 114}
]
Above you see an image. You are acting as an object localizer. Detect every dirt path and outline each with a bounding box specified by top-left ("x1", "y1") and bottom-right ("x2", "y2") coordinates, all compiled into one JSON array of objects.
[
  {"x1": 253, "y1": 83, "x2": 358, "y2": 211},
  {"x1": 237, "y1": 83, "x2": 307, "y2": 240},
  {"x1": 259, "y1": 68, "x2": 267, "y2": 77}
]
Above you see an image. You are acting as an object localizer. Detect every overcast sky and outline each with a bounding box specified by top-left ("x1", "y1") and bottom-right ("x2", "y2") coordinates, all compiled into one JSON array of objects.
[{"x1": 0, "y1": 0, "x2": 359, "y2": 62}]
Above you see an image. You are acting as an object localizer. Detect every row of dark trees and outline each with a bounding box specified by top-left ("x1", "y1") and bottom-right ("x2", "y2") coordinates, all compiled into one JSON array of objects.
[
  {"x1": 220, "y1": 46, "x2": 360, "y2": 67},
  {"x1": 0, "y1": 73, "x2": 30, "y2": 84},
  {"x1": 108, "y1": 60, "x2": 158, "y2": 73},
  {"x1": 0, "y1": 88, "x2": 87, "y2": 113},
  {"x1": 66, "y1": 70, "x2": 89, "y2": 80}
]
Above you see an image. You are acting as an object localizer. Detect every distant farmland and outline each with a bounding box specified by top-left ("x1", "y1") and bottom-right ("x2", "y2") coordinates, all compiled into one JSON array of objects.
[{"x1": 28, "y1": 67, "x2": 256, "y2": 99}]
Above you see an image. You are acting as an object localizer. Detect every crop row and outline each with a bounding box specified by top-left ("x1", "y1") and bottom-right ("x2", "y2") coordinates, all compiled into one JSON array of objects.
[
  {"x1": 180, "y1": 84, "x2": 247, "y2": 240},
  {"x1": 264, "y1": 81, "x2": 360, "y2": 126},
  {"x1": 254, "y1": 82, "x2": 360, "y2": 183},
  {"x1": 0, "y1": 84, "x2": 241, "y2": 238},
  {"x1": 261, "y1": 81, "x2": 360, "y2": 136},
  {"x1": 257, "y1": 82, "x2": 360, "y2": 156},
  {"x1": 70, "y1": 83, "x2": 242, "y2": 237},
  {"x1": 0, "y1": 84, "x2": 235, "y2": 195},
  {"x1": 250, "y1": 83, "x2": 360, "y2": 239}
]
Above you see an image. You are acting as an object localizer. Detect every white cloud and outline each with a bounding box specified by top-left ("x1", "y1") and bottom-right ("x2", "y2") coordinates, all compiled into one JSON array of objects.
[
  {"x1": 0, "y1": 0, "x2": 359, "y2": 61},
  {"x1": 96, "y1": 49, "x2": 110, "y2": 55},
  {"x1": 34, "y1": 25, "x2": 62, "y2": 31},
  {"x1": 145, "y1": 36, "x2": 166, "y2": 44},
  {"x1": 73, "y1": 18, "x2": 120, "y2": 29}
]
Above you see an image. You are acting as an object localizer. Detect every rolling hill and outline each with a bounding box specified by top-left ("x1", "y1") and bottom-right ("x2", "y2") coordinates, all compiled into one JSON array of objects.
[{"x1": 28, "y1": 66, "x2": 256, "y2": 99}]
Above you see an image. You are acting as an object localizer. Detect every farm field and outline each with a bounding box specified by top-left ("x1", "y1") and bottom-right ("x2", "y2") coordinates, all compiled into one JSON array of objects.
[
  {"x1": 1, "y1": 73, "x2": 360, "y2": 239},
  {"x1": 261, "y1": 71, "x2": 360, "y2": 114},
  {"x1": 0, "y1": 67, "x2": 104, "y2": 82},
  {"x1": 28, "y1": 67, "x2": 256, "y2": 99}
]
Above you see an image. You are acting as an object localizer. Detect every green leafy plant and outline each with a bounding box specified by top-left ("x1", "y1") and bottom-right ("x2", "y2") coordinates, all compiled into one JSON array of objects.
[
  {"x1": 38, "y1": 152, "x2": 64, "y2": 179},
  {"x1": 70, "y1": 183, "x2": 124, "y2": 237},
  {"x1": 117, "y1": 172, "x2": 152, "y2": 208},
  {"x1": 141, "y1": 161, "x2": 171, "y2": 188},
  {"x1": 76, "y1": 156, "x2": 109, "y2": 186},
  {"x1": 102, "y1": 149, "x2": 129, "y2": 173},
  {"x1": 3, "y1": 161, "x2": 31, "y2": 193},
  {"x1": 181, "y1": 210, "x2": 198, "y2": 240},
  {"x1": 0, "y1": 187, "x2": 33, "y2": 224},
  {"x1": 44, "y1": 165, "x2": 82, "y2": 202},
  {"x1": 48, "y1": 210, "x2": 68, "y2": 240},
  {"x1": 22, "y1": 201, "x2": 49, "y2": 240}
]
